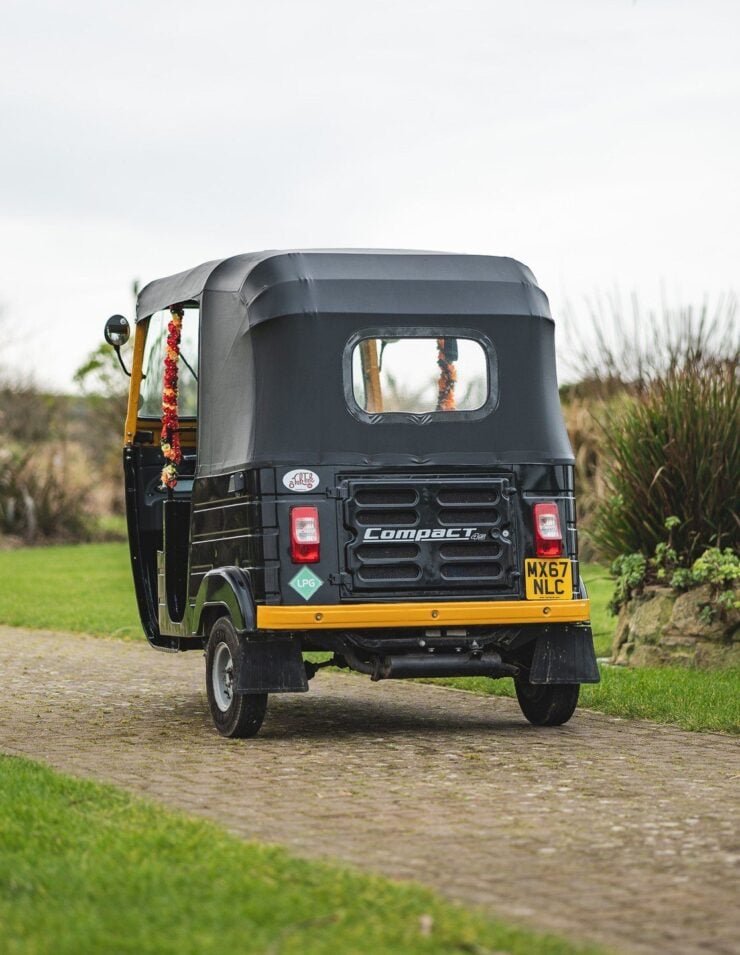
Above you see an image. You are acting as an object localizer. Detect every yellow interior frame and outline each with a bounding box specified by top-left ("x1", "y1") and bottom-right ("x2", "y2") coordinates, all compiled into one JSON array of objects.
[{"x1": 124, "y1": 320, "x2": 148, "y2": 446}]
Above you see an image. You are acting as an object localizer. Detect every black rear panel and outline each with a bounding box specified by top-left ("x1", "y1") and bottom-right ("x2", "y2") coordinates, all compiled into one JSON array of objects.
[{"x1": 340, "y1": 475, "x2": 521, "y2": 598}]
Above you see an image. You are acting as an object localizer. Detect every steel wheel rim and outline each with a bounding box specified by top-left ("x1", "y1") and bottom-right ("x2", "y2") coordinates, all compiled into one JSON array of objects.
[{"x1": 212, "y1": 641, "x2": 235, "y2": 712}]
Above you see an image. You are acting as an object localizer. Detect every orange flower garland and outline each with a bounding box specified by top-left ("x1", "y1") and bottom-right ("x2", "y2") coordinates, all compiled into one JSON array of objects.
[
  {"x1": 160, "y1": 306, "x2": 183, "y2": 489},
  {"x1": 436, "y1": 337, "x2": 457, "y2": 412}
]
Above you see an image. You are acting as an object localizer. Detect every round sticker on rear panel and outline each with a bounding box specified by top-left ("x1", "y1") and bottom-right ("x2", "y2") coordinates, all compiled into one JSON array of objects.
[{"x1": 282, "y1": 469, "x2": 320, "y2": 492}]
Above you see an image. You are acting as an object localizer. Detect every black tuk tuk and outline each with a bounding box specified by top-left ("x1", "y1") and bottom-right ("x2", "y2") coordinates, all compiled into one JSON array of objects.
[{"x1": 106, "y1": 250, "x2": 599, "y2": 738}]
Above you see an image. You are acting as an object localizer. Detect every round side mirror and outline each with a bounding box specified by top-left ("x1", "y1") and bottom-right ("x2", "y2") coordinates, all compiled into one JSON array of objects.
[{"x1": 104, "y1": 314, "x2": 130, "y2": 347}]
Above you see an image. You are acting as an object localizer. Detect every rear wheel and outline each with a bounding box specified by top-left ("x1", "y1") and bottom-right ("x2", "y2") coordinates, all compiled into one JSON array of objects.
[
  {"x1": 205, "y1": 617, "x2": 267, "y2": 738},
  {"x1": 514, "y1": 678, "x2": 579, "y2": 726}
]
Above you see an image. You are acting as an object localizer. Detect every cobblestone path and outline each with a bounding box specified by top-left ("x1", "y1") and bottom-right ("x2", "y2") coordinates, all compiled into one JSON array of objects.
[{"x1": 1, "y1": 626, "x2": 738, "y2": 955}]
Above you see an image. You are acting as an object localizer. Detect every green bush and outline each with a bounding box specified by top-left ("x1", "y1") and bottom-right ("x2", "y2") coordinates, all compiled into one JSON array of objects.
[
  {"x1": 0, "y1": 446, "x2": 92, "y2": 543},
  {"x1": 592, "y1": 359, "x2": 738, "y2": 564},
  {"x1": 608, "y1": 553, "x2": 648, "y2": 614},
  {"x1": 608, "y1": 515, "x2": 739, "y2": 619},
  {"x1": 673, "y1": 547, "x2": 740, "y2": 623},
  {"x1": 0, "y1": 367, "x2": 108, "y2": 543}
]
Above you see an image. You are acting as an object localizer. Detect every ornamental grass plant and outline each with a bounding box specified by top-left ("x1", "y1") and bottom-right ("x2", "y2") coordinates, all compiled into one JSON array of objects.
[
  {"x1": 559, "y1": 292, "x2": 738, "y2": 566},
  {"x1": 559, "y1": 290, "x2": 737, "y2": 393},
  {"x1": 591, "y1": 358, "x2": 738, "y2": 564}
]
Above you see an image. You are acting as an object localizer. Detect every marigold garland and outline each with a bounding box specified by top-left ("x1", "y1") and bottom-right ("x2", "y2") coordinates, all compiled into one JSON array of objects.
[
  {"x1": 160, "y1": 307, "x2": 183, "y2": 489},
  {"x1": 436, "y1": 337, "x2": 457, "y2": 412}
]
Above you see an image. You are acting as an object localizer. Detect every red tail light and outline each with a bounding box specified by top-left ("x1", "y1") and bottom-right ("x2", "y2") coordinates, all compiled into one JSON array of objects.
[
  {"x1": 290, "y1": 506, "x2": 320, "y2": 563},
  {"x1": 533, "y1": 502, "x2": 563, "y2": 557}
]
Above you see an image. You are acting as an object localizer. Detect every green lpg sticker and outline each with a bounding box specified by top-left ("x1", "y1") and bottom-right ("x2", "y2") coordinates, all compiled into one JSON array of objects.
[{"x1": 288, "y1": 567, "x2": 324, "y2": 601}]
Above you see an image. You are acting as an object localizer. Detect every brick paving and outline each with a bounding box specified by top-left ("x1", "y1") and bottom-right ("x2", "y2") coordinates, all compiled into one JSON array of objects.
[{"x1": 1, "y1": 625, "x2": 738, "y2": 955}]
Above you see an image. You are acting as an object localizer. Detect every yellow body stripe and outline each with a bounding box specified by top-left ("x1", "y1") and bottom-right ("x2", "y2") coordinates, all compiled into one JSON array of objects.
[{"x1": 257, "y1": 598, "x2": 590, "y2": 630}]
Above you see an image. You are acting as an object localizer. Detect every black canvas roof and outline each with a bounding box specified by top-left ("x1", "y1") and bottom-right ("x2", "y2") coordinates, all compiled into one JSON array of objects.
[
  {"x1": 136, "y1": 249, "x2": 552, "y2": 324},
  {"x1": 135, "y1": 249, "x2": 571, "y2": 474}
]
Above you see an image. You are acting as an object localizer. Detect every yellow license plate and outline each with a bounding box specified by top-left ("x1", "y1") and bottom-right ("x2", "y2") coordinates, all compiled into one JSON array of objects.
[{"x1": 524, "y1": 558, "x2": 573, "y2": 600}]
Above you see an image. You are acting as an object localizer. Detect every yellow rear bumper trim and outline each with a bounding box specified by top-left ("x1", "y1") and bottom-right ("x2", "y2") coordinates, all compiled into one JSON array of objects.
[{"x1": 257, "y1": 598, "x2": 590, "y2": 630}]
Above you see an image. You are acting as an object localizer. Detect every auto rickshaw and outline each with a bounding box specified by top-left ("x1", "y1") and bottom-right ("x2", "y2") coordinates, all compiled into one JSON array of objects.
[{"x1": 105, "y1": 249, "x2": 599, "y2": 738}]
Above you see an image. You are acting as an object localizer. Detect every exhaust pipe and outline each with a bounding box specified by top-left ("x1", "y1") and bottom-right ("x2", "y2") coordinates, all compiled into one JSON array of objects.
[{"x1": 340, "y1": 648, "x2": 518, "y2": 681}]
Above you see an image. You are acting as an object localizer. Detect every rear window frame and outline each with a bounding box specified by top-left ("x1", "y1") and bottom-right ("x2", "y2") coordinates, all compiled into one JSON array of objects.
[{"x1": 343, "y1": 326, "x2": 499, "y2": 425}]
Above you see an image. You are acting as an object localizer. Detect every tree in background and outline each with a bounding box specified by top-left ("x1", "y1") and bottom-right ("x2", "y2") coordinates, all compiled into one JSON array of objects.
[
  {"x1": 0, "y1": 305, "x2": 92, "y2": 542},
  {"x1": 0, "y1": 283, "x2": 138, "y2": 543},
  {"x1": 72, "y1": 281, "x2": 138, "y2": 516}
]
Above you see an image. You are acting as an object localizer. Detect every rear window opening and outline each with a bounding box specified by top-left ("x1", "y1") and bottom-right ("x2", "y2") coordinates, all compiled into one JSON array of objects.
[{"x1": 348, "y1": 334, "x2": 492, "y2": 418}]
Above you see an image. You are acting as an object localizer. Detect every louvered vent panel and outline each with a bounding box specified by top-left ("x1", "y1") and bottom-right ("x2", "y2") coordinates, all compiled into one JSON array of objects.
[{"x1": 339, "y1": 475, "x2": 520, "y2": 598}]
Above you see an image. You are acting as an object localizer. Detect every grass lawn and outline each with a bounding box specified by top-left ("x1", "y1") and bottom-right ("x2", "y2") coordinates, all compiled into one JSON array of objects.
[
  {"x1": 424, "y1": 565, "x2": 740, "y2": 734},
  {"x1": 0, "y1": 755, "x2": 600, "y2": 955},
  {"x1": 1, "y1": 543, "x2": 738, "y2": 733},
  {"x1": 0, "y1": 542, "x2": 140, "y2": 638},
  {"x1": 582, "y1": 564, "x2": 614, "y2": 658},
  {"x1": 426, "y1": 665, "x2": 740, "y2": 734},
  {"x1": 0, "y1": 548, "x2": 615, "y2": 648}
]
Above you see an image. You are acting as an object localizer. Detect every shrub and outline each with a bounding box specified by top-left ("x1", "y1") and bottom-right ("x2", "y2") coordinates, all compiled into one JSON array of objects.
[
  {"x1": 0, "y1": 329, "x2": 129, "y2": 541},
  {"x1": 684, "y1": 547, "x2": 740, "y2": 590},
  {"x1": 608, "y1": 517, "x2": 739, "y2": 620},
  {"x1": 608, "y1": 552, "x2": 647, "y2": 614},
  {"x1": 0, "y1": 382, "x2": 66, "y2": 444},
  {"x1": 0, "y1": 445, "x2": 92, "y2": 543},
  {"x1": 559, "y1": 293, "x2": 738, "y2": 557},
  {"x1": 672, "y1": 547, "x2": 740, "y2": 623},
  {"x1": 74, "y1": 341, "x2": 130, "y2": 516},
  {"x1": 591, "y1": 359, "x2": 739, "y2": 564},
  {"x1": 560, "y1": 396, "x2": 607, "y2": 536}
]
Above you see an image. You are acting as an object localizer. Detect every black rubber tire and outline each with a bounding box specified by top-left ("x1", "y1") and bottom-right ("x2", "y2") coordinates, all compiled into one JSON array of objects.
[
  {"x1": 514, "y1": 679, "x2": 580, "y2": 726},
  {"x1": 205, "y1": 617, "x2": 267, "y2": 739}
]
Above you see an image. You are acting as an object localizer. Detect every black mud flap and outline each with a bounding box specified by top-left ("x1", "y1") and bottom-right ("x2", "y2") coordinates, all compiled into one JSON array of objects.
[
  {"x1": 236, "y1": 637, "x2": 309, "y2": 694},
  {"x1": 529, "y1": 626, "x2": 600, "y2": 684}
]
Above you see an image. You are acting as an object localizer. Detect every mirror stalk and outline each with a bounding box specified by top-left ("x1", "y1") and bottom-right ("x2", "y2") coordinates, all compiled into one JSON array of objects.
[{"x1": 113, "y1": 346, "x2": 132, "y2": 377}]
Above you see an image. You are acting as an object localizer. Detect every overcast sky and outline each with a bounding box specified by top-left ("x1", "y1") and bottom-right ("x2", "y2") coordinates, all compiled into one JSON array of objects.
[{"x1": 1, "y1": 0, "x2": 738, "y2": 390}]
